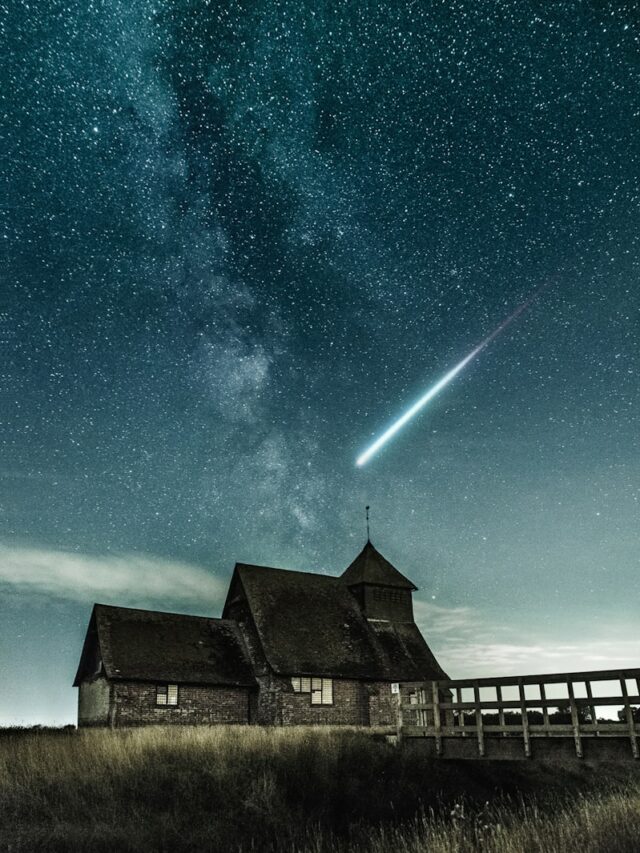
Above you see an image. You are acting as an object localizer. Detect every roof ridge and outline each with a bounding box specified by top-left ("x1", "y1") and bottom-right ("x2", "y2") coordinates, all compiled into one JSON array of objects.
[
  {"x1": 235, "y1": 563, "x2": 339, "y2": 580},
  {"x1": 93, "y1": 603, "x2": 233, "y2": 623}
]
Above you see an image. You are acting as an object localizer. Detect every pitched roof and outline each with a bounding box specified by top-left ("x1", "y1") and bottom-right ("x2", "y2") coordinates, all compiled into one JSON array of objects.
[
  {"x1": 341, "y1": 541, "x2": 418, "y2": 590},
  {"x1": 73, "y1": 604, "x2": 256, "y2": 687},
  {"x1": 367, "y1": 621, "x2": 448, "y2": 680},
  {"x1": 227, "y1": 563, "x2": 444, "y2": 681}
]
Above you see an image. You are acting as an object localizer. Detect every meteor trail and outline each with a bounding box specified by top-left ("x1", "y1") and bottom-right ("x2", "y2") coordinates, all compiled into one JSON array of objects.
[{"x1": 355, "y1": 292, "x2": 541, "y2": 467}]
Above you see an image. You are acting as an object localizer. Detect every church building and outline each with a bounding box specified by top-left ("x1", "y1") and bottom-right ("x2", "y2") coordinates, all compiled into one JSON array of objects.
[{"x1": 74, "y1": 541, "x2": 447, "y2": 727}]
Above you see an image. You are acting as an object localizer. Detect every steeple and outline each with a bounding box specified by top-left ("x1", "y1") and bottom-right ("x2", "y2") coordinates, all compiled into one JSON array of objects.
[
  {"x1": 341, "y1": 541, "x2": 417, "y2": 622},
  {"x1": 342, "y1": 540, "x2": 417, "y2": 590}
]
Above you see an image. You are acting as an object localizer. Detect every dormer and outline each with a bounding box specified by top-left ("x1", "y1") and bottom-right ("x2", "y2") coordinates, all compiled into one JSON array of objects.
[{"x1": 341, "y1": 541, "x2": 417, "y2": 623}]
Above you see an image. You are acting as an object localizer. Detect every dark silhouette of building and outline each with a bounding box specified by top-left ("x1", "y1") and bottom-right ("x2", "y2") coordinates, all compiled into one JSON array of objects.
[{"x1": 74, "y1": 541, "x2": 447, "y2": 727}]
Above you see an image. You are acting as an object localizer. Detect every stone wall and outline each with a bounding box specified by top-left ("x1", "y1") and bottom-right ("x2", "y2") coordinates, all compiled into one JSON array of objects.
[
  {"x1": 111, "y1": 681, "x2": 253, "y2": 726},
  {"x1": 78, "y1": 676, "x2": 111, "y2": 726},
  {"x1": 275, "y1": 677, "x2": 405, "y2": 726}
]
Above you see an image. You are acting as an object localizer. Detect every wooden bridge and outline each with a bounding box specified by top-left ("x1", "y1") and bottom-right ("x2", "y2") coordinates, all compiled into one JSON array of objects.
[{"x1": 398, "y1": 667, "x2": 640, "y2": 761}]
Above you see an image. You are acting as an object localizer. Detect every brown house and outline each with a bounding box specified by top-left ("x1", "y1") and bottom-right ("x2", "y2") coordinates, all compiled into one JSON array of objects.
[{"x1": 74, "y1": 541, "x2": 447, "y2": 727}]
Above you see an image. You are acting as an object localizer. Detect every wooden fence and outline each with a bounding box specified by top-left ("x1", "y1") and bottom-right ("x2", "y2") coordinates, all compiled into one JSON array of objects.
[{"x1": 399, "y1": 667, "x2": 640, "y2": 759}]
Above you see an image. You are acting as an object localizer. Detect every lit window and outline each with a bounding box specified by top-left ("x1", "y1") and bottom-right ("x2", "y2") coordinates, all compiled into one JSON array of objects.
[
  {"x1": 311, "y1": 678, "x2": 333, "y2": 705},
  {"x1": 321, "y1": 679, "x2": 333, "y2": 705},
  {"x1": 292, "y1": 676, "x2": 332, "y2": 704},
  {"x1": 156, "y1": 684, "x2": 179, "y2": 706}
]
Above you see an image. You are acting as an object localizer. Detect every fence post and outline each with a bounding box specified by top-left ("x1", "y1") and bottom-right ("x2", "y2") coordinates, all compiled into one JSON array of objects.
[
  {"x1": 620, "y1": 678, "x2": 639, "y2": 760},
  {"x1": 518, "y1": 679, "x2": 531, "y2": 758},
  {"x1": 432, "y1": 680, "x2": 442, "y2": 756},
  {"x1": 496, "y1": 685, "x2": 507, "y2": 737},
  {"x1": 458, "y1": 687, "x2": 467, "y2": 737},
  {"x1": 567, "y1": 679, "x2": 583, "y2": 758},
  {"x1": 473, "y1": 682, "x2": 485, "y2": 757},
  {"x1": 585, "y1": 680, "x2": 598, "y2": 734},
  {"x1": 540, "y1": 682, "x2": 550, "y2": 736}
]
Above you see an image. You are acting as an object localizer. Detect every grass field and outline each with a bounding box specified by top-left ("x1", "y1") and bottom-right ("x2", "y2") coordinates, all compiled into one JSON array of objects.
[{"x1": 1, "y1": 726, "x2": 639, "y2": 852}]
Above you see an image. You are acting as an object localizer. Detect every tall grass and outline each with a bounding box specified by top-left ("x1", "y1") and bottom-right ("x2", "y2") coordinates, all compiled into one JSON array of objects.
[
  {"x1": 1, "y1": 726, "x2": 638, "y2": 852},
  {"x1": 300, "y1": 789, "x2": 640, "y2": 852}
]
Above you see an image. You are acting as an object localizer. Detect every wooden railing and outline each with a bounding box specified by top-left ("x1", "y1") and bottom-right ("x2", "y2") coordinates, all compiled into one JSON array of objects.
[{"x1": 399, "y1": 668, "x2": 640, "y2": 759}]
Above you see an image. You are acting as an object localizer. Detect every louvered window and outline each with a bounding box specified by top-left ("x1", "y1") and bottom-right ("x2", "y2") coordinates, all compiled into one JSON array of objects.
[
  {"x1": 156, "y1": 684, "x2": 179, "y2": 706},
  {"x1": 373, "y1": 588, "x2": 404, "y2": 603}
]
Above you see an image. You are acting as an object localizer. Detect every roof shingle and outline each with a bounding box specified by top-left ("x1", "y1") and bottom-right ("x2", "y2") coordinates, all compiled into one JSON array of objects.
[
  {"x1": 74, "y1": 604, "x2": 256, "y2": 687},
  {"x1": 230, "y1": 562, "x2": 444, "y2": 680},
  {"x1": 341, "y1": 541, "x2": 418, "y2": 590}
]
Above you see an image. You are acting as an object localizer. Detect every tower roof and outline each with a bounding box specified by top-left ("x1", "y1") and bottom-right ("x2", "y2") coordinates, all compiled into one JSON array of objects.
[{"x1": 341, "y1": 541, "x2": 418, "y2": 590}]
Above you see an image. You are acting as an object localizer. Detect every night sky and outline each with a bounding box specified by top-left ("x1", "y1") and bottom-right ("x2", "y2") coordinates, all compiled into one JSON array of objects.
[{"x1": 3, "y1": 2, "x2": 640, "y2": 725}]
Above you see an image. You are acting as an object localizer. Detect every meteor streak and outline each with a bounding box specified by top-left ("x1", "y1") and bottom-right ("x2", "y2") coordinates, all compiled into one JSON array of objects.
[{"x1": 355, "y1": 293, "x2": 540, "y2": 467}]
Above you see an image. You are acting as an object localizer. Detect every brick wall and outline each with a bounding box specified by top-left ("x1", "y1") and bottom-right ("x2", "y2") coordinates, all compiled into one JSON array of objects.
[
  {"x1": 277, "y1": 677, "x2": 366, "y2": 725},
  {"x1": 368, "y1": 681, "x2": 398, "y2": 727},
  {"x1": 275, "y1": 677, "x2": 405, "y2": 726},
  {"x1": 78, "y1": 676, "x2": 111, "y2": 726},
  {"x1": 224, "y1": 584, "x2": 278, "y2": 724},
  {"x1": 368, "y1": 681, "x2": 434, "y2": 727},
  {"x1": 111, "y1": 681, "x2": 253, "y2": 726}
]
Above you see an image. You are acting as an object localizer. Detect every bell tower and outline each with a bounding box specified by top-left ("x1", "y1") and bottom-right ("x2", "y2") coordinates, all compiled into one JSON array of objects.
[{"x1": 341, "y1": 540, "x2": 417, "y2": 623}]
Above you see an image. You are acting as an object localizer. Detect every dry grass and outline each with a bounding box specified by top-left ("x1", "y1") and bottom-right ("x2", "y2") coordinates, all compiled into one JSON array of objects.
[
  {"x1": 303, "y1": 789, "x2": 640, "y2": 852},
  {"x1": 1, "y1": 726, "x2": 638, "y2": 852}
]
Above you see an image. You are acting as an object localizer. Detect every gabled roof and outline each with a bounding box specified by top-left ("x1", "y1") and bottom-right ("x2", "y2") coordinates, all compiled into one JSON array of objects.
[
  {"x1": 225, "y1": 563, "x2": 444, "y2": 681},
  {"x1": 368, "y1": 620, "x2": 448, "y2": 681},
  {"x1": 341, "y1": 541, "x2": 418, "y2": 590},
  {"x1": 73, "y1": 604, "x2": 256, "y2": 688}
]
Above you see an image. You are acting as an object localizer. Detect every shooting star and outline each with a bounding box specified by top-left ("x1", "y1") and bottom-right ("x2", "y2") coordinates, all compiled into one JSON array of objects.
[{"x1": 356, "y1": 291, "x2": 542, "y2": 467}]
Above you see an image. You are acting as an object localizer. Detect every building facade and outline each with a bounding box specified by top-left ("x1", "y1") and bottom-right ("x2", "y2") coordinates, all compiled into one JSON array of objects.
[{"x1": 74, "y1": 541, "x2": 447, "y2": 727}]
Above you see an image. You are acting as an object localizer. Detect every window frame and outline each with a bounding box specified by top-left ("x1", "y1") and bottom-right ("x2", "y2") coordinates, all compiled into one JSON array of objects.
[
  {"x1": 291, "y1": 675, "x2": 333, "y2": 706},
  {"x1": 156, "y1": 683, "x2": 179, "y2": 707}
]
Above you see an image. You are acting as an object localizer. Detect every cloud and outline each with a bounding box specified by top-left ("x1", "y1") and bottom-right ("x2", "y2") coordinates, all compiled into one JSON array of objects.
[
  {"x1": 436, "y1": 639, "x2": 640, "y2": 679},
  {"x1": 0, "y1": 543, "x2": 226, "y2": 609},
  {"x1": 414, "y1": 600, "x2": 486, "y2": 636},
  {"x1": 414, "y1": 598, "x2": 640, "y2": 679}
]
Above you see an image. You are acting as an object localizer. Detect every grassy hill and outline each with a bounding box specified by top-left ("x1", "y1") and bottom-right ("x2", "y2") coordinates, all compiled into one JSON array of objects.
[{"x1": 1, "y1": 726, "x2": 639, "y2": 852}]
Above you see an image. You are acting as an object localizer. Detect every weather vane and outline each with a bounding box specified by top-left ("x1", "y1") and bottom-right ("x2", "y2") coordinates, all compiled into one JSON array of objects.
[{"x1": 365, "y1": 505, "x2": 370, "y2": 542}]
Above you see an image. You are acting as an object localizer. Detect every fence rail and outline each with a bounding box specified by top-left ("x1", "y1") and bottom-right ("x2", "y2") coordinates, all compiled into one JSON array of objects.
[{"x1": 399, "y1": 667, "x2": 640, "y2": 760}]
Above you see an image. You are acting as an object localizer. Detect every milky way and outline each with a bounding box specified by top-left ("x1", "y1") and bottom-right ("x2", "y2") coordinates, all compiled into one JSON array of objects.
[{"x1": 3, "y1": 2, "x2": 640, "y2": 723}]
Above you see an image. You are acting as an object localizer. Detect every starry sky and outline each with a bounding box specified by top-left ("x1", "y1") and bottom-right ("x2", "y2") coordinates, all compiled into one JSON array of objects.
[{"x1": 2, "y1": 1, "x2": 640, "y2": 725}]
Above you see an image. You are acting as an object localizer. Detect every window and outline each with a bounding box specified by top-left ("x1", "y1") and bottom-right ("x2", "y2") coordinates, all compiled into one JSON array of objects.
[
  {"x1": 291, "y1": 676, "x2": 333, "y2": 705},
  {"x1": 156, "y1": 684, "x2": 179, "y2": 706},
  {"x1": 311, "y1": 678, "x2": 333, "y2": 705},
  {"x1": 373, "y1": 588, "x2": 404, "y2": 603}
]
